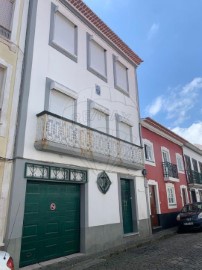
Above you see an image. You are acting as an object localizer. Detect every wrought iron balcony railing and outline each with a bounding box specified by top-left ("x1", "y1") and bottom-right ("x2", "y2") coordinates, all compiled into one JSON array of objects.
[
  {"x1": 162, "y1": 162, "x2": 179, "y2": 180},
  {"x1": 186, "y1": 170, "x2": 202, "y2": 185},
  {"x1": 34, "y1": 111, "x2": 144, "y2": 170}
]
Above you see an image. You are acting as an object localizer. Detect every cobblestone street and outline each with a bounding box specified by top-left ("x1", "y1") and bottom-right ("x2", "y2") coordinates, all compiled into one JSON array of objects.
[{"x1": 82, "y1": 231, "x2": 202, "y2": 270}]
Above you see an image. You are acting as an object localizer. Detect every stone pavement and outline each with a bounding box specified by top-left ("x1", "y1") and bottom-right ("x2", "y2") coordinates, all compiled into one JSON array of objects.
[{"x1": 21, "y1": 227, "x2": 202, "y2": 270}]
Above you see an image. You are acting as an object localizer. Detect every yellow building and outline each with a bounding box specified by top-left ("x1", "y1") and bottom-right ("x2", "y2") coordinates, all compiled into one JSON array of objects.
[{"x1": 0, "y1": 0, "x2": 29, "y2": 246}]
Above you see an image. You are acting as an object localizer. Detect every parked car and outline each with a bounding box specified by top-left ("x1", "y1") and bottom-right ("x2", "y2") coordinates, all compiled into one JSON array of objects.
[
  {"x1": 176, "y1": 202, "x2": 202, "y2": 232},
  {"x1": 0, "y1": 251, "x2": 14, "y2": 270}
]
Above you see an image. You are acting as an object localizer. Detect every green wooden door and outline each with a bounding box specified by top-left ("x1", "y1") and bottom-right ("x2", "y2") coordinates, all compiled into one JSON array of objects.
[
  {"x1": 20, "y1": 181, "x2": 80, "y2": 267},
  {"x1": 121, "y1": 179, "x2": 133, "y2": 234}
]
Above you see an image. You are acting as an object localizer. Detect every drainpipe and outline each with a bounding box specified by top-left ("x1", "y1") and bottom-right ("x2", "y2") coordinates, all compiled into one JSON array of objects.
[{"x1": 142, "y1": 169, "x2": 152, "y2": 236}]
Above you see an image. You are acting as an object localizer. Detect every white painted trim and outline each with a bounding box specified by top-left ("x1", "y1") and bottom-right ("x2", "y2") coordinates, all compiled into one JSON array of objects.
[
  {"x1": 141, "y1": 121, "x2": 183, "y2": 146},
  {"x1": 0, "y1": 58, "x2": 12, "y2": 136},
  {"x1": 117, "y1": 114, "x2": 133, "y2": 127},
  {"x1": 176, "y1": 153, "x2": 185, "y2": 173},
  {"x1": 166, "y1": 183, "x2": 177, "y2": 209},
  {"x1": 50, "y1": 81, "x2": 78, "y2": 100},
  {"x1": 143, "y1": 138, "x2": 156, "y2": 165},
  {"x1": 180, "y1": 185, "x2": 189, "y2": 206},
  {"x1": 161, "y1": 146, "x2": 171, "y2": 162},
  {"x1": 148, "y1": 179, "x2": 161, "y2": 214}
]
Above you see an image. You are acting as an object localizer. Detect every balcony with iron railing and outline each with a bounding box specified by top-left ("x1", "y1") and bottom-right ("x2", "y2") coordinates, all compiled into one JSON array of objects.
[
  {"x1": 34, "y1": 111, "x2": 144, "y2": 170},
  {"x1": 162, "y1": 162, "x2": 179, "y2": 181},
  {"x1": 0, "y1": 0, "x2": 14, "y2": 39},
  {"x1": 186, "y1": 170, "x2": 202, "y2": 185}
]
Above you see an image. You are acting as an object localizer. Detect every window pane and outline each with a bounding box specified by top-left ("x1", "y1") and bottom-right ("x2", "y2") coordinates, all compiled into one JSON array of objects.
[
  {"x1": 90, "y1": 40, "x2": 106, "y2": 77},
  {"x1": 49, "y1": 90, "x2": 75, "y2": 120},
  {"x1": 119, "y1": 122, "x2": 131, "y2": 142},
  {"x1": 115, "y1": 61, "x2": 128, "y2": 91},
  {"x1": 54, "y1": 12, "x2": 76, "y2": 55},
  {"x1": 91, "y1": 108, "x2": 107, "y2": 133},
  {"x1": 162, "y1": 151, "x2": 169, "y2": 162}
]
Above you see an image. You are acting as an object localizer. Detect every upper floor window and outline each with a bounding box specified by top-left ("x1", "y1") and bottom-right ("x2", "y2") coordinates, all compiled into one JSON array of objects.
[
  {"x1": 161, "y1": 147, "x2": 170, "y2": 163},
  {"x1": 199, "y1": 162, "x2": 202, "y2": 174},
  {"x1": 143, "y1": 139, "x2": 155, "y2": 165},
  {"x1": 48, "y1": 81, "x2": 77, "y2": 121},
  {"x1": 116, "y1": 114, "x2": 132, "y2": 143},
  {"x1": 88, "y1": 100, "x2": 109, "y2": 134},
  {"x1": 0, "y1": 66, "x2": 6, "y2": 116},
  {"x1": 176, "y1": 154, "x2": 184, "y2": 173},
  {"x1": 0, "y1": 0, "x2": 14, "y2": 39},
  {"x1": 49, "y1": 3, "x2": 78, "y2": 62},
  {"x1": 184, "y1": 155, "x2": 191, "y2": 170},
  {"x1": 113, "y1": 55, "x2": 129, "y2": 94},
  {"x1": 192, "y1": 158, "x2": 198, "y2": 172},
  {"x1": 87, "y1": 34, "x2": 107, "y2": 81}
]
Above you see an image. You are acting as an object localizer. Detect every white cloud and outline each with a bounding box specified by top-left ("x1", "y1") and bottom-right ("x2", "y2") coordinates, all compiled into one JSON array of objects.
[
  {"x1": 147, "y1": 23, "x2": 159, "y2": 40},
  {"x1": 172, "y1": 122, "x2": 202, "y2": 144},
  {"x1": 146, "y1": 96, "x2": 164, "y2": 116},
  {"x1": 146, "y1": 77, "x2": 202, "y2": 125}
]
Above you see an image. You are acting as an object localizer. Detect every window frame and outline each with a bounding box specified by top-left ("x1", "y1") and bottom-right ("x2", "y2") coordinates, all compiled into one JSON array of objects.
[
  {"x1": 143, "y1": 139, "x2": 155, "y2": 165},
  {"x1": 166, "y1": 183, "x2": 177, "y2": 209},
  {"x1": 86, "y1": 33, "x2": 107, "y2": 82},
  {"x1": 87, "y1": 99, "x2": 109, "y2": 134},
  {"x1": 0, "y1": 59, "x2": 12, "y2": 136},
  {"x1": 161, "y1": 147, "x2": 171, "y2": 163},
  {"x1": 115, "y1": 113, "x2": 133, "y2": 143},
  {"x1": 113, "y1": 55, "x2": 129, "y2": 95},
  {"x1": 49, "y1": 3, "x2": 78, "y2": 62},
  {"x1": 45, "y1": 78, "x2": 78, "y2": 121},
  {"x1": 176, "y1": 153, "x2": 184, "y2": 173}
]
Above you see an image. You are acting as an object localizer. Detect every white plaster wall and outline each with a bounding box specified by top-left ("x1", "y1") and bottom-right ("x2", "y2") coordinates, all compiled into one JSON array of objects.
[
  {"x1": 183, "y1": 146, "x2": 202, "y2": 171},
  {"x1": 23, "y1": 0, "x2": 141, "y2": 163},
  {"x1": 136, "y1": 176, "x2": 149, "y2": 220},
  {"x1": 88, "y1": 170, "x2": 120, "y2": 227}
]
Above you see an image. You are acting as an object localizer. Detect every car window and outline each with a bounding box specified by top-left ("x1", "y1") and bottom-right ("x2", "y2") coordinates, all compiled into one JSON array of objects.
[{"x1": 181, "y1": 204, "x2": 202, "y2": 212}]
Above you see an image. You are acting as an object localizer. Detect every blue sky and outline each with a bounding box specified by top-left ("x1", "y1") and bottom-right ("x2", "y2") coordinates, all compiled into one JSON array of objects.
[{"x1": 83, "y1": 0, "x2": 202, "y2": 144}]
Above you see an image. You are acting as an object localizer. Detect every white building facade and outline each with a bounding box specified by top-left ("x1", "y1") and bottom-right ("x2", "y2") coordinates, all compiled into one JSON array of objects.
[
  {"x1": 6, "y1": 0, "x2": 151, "y2": 268},
  {"x1": 183, "y1": 143, "x2": 202, "y2": 203}
]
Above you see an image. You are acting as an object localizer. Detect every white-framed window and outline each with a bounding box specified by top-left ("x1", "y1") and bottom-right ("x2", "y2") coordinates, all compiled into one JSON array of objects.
[
  {"x1": 49, "y1": 81, "x2": 77, "y2": 121},
  {"x1": 113, "y1": 55, "x2": 129, "y2": 94},
  {"x1": 161, "y1": 147, "x2": 170, "y2": 163},
  {"x1": 87, "y1": 34, "x2": 107, "y2": 81},
  {"x1": 143, "y1": 139, "x2": 155, "y2": 165},
  {"x1": 116, "y1": 114, "x2": 132, "y2": 143},
  {"x1": 176, "y1": 154, "x2": 184, "y2": 173},
  {"x1": 49, "y1": 3, "x2": 78, "y2": 61},
  {"x1": 0, "y1": 66, "x2": 6, "y2": 114},
  {"x1": 166, "y1": 183, "x2": 177, "y2": 208},
  {"x1": 88, "y1": 100, "x2": 109, "y2": 134}
]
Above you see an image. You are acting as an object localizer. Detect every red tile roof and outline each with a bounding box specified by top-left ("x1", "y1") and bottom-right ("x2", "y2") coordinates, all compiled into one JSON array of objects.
[{"x1": 67, "y1": 0, "x2": 143, "y2": 66}]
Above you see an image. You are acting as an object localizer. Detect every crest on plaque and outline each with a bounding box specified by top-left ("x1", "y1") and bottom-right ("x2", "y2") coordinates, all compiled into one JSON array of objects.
[{"x1": 97, "y1": 171, "x2": 111, "y2": 194}]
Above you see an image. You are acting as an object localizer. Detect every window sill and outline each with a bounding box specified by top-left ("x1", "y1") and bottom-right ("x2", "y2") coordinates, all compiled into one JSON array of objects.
[
  {"x1": 114, "y1": 85, "x2": 129, "y2": 97},
  {"x1": 168, "y1": 204, "x2": 177, "y2": 209},
  {"x1": 145, "y1": 160, "x2": 156, "y2": 167},
  {"x1": 164, "y1": 177, "x2": 179, "y2": 183},
  {"x1": 50, "y1": 40, "x2": 77, "y2": 63},
  {"x1": 87, "y1": 66, "x2": 108, "y2": 83}
]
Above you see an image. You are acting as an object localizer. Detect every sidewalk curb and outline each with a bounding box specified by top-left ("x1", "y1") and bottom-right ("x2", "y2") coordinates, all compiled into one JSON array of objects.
[{"x1": 20, "y1": 227, "x2": 177, "y2": 270}]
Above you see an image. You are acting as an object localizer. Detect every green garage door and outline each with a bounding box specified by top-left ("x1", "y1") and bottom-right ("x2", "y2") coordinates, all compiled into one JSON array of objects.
[{"x1": 20, "y1": 181, "x2": 80, "y2": 267}]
